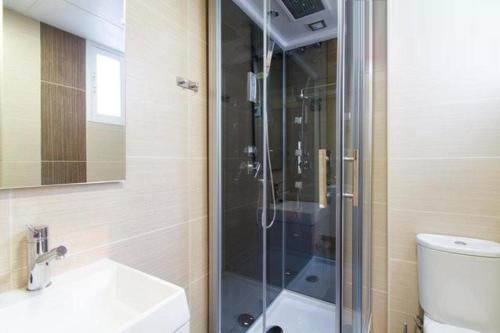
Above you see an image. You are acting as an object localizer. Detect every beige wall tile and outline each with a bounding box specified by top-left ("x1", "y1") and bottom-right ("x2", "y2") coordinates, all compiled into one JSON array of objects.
[
  {"x1": 373, "y1": 1, "x2": 387, "y2": 74},
  {"x1": 127, "y1": 96, "x2": 189, "y2": 158},
  {"x1": 390, "y1": 99, "x2": 500, "y2": 159},
  {"x1": 390, "y1": 158, "x2": 500, "y2": 217},
  {"x1": 1, "y1": 117, "x2": 40, "y2": 162},
  {"x1": 188, "y1": 0, "x2": 207, "y2": 43},
  {"x1": 389, "y1": 310, "x2": 416, "y2": 333},
  {"x1": 187, "y1": 40, "x2": 208, "y2": 103},
  {"x1": 186, "y1": 1, "x2": 208, "y2": 100},
  {"x1": 8, "y1": 158, "x2": 189, "y2": 270},
  {"x1": 372, "y1": 204, "x2": 387, "y2": 292},
  {"x1": 188, "y1": 159, "x2": 208, "y2": 221},
  {"x1": 188, "y1": 97, "x2": 208, "y2": 159},
  {"x1": 389, "y1": 0, "x2": 500, "y2": 108},
  {"x1": 389, "y1": 208, "x2": 500, "y2": 262},
  {"x1": 87, "y1": 122, "x2": 125, "y2": 162},
  {"x1": 388, "y1": 259, "x2": 418, "y2": 316},
  {"x1": 0, "y1": 192, "x2": 10, "y2": 291},
  {"x1": 0, "y1": 162, "x2": 41, "y2": 189},
  {"x1": 372, "y1": 157, "x2": 387, "y2": 204},
  {"x1": 189, "y1": 275, "x2": 208, "y2": 333},
  {"x1": 189, "y1": 216, "x2": 208, "y2": 282},
  {"x1": 388, "y1": 0, "x2": 500, "y2": 323},
  {"x1": 1, "y1": 10, "x2": 41, "y2": 186},
  {"x1": 372, "y1": 0, "x2": 388, "y2": 328},
  {"x1": 50, "y1": 223, "x2": 190, "y2": 288},
  {"x1": 372, "y1": 290, "x2": 388, "y2": 333}
]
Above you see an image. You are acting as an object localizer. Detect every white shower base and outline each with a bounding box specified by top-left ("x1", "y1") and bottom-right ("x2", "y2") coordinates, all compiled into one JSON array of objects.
[{"x1": 247, "y1": 290, "x2": 336, "y2": 333}]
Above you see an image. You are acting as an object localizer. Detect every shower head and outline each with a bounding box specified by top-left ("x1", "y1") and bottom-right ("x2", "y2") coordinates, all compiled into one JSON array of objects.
[{"x1": 280, "y1": 0, "x2": 325, "y2": 20}]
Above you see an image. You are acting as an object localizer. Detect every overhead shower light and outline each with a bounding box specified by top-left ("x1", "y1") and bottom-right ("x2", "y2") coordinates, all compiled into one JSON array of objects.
[{"x1": 308, "y1": 20, "x2": 327, "y2": 31}]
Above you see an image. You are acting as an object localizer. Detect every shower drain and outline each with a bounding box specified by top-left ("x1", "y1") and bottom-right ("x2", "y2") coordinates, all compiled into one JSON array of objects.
[
  {"x1": 306, "y1": 275, "x2": 319, "y2": 282},
  {"x1": 267, "y1": 326, "x2": 284, "y2": 333},
  {"x1": 237, "y1": 313, "x2": 255, "y2": 328}
]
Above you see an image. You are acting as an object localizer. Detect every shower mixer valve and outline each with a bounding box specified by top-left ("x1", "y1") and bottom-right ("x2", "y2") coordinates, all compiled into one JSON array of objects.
[
  {"x1": 239, "y1": 161, "x2": 261, "y2": 176},
  {"x1": 243, "y1": 145, "x2": 258, "y2": 155},
  {"x1": 236, "y1": 145, "x2": 261, "y2": 178}
]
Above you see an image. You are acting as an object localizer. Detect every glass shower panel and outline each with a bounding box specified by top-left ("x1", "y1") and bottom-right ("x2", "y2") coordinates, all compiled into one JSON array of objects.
[{"x1": 219, "y1": 2, "x2": 268, "y2": 332}]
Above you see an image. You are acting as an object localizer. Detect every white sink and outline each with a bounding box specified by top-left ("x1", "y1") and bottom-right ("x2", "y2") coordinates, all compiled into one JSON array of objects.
[{"x1": 0, "y1": 259, "x2": 190, "y2": 333}]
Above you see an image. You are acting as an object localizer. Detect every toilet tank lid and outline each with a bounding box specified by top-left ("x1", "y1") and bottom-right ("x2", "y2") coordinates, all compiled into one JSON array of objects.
[{"x1": 417, "y1": 234, "x2": 500, "y2": 258}]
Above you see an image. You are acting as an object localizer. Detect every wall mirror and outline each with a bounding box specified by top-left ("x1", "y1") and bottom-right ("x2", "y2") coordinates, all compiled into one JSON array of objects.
[{"x1": 1, "y1": 0, "x2": 125, "y2": 189}]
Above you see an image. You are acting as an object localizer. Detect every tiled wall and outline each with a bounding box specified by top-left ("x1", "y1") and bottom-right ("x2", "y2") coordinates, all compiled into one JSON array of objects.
[
  {"x1": 1, "y1": 9, "x2": 41, "y2": 187},
  {"x1": 371, "y1": 0, "x2": 388, "y2": 332},
  {"x1": 86, "y1": 122, "x2": 125, "y2": 182},
  {"x1": 0, "y1": 1, "x2": 208, "y2": 332},
  {"x1": 387, "y1": 0, "x2": 500, "y2": 332}
]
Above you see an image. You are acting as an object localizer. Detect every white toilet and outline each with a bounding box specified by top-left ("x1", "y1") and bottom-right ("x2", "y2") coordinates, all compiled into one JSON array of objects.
[{"x1": 417, "y1": 233, "x2": 500, "y2": 333}]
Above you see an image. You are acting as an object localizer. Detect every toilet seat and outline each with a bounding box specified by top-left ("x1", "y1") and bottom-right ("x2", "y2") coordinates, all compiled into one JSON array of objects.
[{"x1": 424, "y1": 315, "x2": 479, "y2": 333}]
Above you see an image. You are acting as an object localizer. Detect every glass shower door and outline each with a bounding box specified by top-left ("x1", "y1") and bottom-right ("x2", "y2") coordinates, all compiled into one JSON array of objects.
[{"x1": 262, "y1": 0, "x2": 337, "y2": 330}]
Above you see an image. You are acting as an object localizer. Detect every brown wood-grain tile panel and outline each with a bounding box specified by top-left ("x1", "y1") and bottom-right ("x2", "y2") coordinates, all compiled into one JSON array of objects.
[
  {"x1": 41, "y1": 23, "x2": 86, "y2": 89},
  {"x1": 41, "y1": 24, "x2": 87, "y2": 185},
  {"x1": 41, "y1": 83, "x2": 86, "y2": 184},
  {"x1": 41, "y1": 161, "x2": 87, "y2": 185}
]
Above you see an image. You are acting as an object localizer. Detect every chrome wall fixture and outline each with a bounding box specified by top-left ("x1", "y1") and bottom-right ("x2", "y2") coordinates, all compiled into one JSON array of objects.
[{"x1": 176, "y1": 76, "x2": 200, "y2": 92}]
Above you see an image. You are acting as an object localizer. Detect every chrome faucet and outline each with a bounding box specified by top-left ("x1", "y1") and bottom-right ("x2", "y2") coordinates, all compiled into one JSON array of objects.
[{"x1": 26, "y1": 225, "x2": 67, "y2": 291}]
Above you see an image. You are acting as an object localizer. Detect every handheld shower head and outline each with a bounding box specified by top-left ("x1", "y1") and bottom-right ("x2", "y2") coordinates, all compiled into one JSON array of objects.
[{"x1": 265, "y1": 39, "x2": 276, "y2": 77}]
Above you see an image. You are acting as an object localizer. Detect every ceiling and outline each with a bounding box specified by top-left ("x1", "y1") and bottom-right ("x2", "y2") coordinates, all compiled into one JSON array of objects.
[
  {"x1": 233, "y1": 0, "x2": 337, "y2": 50},
  {"x1": 4, "y1": 0, "x2": 124, "y2": 51}
]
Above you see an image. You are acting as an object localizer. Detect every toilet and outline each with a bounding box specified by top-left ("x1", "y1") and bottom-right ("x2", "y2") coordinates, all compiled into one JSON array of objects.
[{"x1": 417, "y1": 233, "x2": 500, "y2": 333}]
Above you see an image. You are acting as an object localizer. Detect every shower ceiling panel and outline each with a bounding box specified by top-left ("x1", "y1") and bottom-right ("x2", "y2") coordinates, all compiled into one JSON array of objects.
[{"x1": 232, "y1": 0, "x2": 337, "y2": 50}]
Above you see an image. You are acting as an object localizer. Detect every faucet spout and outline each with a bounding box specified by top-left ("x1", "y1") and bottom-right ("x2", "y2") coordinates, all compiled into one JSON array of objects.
[{"x1": 35, "y1": 245, "x2": 67, "y2": 264}]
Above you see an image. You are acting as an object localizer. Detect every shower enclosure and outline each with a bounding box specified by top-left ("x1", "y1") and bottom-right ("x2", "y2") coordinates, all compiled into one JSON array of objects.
[{"x1": 209, "y1": 0, "x2": 373, "y2": 332}]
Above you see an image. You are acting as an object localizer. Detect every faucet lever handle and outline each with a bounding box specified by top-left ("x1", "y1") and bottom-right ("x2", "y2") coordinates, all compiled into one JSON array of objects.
[{"x1": 26, "y1": 224, "x2": 49, "y2": 240}]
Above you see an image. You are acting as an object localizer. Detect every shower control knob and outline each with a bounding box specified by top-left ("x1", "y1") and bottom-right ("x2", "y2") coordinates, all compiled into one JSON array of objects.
[{"x1": 243, "y1": 145, "x2": 258, "y2": 155}]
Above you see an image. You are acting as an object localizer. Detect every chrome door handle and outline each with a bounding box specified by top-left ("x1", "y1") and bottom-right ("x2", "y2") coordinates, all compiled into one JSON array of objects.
[
  {"x1": 318, "y1": 149, "x2": 328, "y2": 208},
  {"x1": 343, "y1": 149, "x2": 359, "y2": 207}
]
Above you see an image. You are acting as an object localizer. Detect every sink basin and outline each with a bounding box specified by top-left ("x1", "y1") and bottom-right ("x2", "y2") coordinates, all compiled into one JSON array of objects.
[{"x1": 0, "y1": 259, "x2": 190, "y2": 333}]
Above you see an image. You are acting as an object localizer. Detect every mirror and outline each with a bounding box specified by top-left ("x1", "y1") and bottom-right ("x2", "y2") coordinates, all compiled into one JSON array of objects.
[{"x1": 1, "y1": 0, "x2": 125, "y2": 189}]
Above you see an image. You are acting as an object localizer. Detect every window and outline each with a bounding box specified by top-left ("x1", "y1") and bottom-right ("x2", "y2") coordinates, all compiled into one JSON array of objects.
[{"x1": 87, "y1": 42, "x2": 125, "y2": 125}]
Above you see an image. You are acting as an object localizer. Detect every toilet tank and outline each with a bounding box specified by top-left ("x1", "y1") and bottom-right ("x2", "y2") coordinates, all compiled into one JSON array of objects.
[{"x1": 417, "y1": 234, "x2": 500, "y2": 333}]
